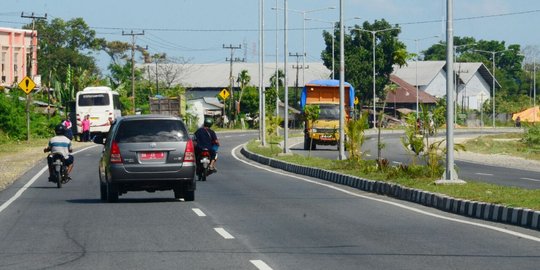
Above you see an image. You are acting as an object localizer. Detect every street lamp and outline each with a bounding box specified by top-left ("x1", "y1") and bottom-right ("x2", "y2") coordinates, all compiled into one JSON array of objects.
[
  {"x1": 474, "y1": 49, "x2": 511, "y2": 128},
  {"x1": 274, "y1": 0, "x2": 279, "y2": 118},
  {"x1": 305, "y1": 16, "x2": 360, "y2": 80},
  {"x1": 272, "y1": 6, "x2": 335, "y2": 85},
  {"x1": 404, "y1": 36, "x2": 439, "y2": 118},
  {"x1": 351, "y1": 27, "x2": 399, "y2": 128}
]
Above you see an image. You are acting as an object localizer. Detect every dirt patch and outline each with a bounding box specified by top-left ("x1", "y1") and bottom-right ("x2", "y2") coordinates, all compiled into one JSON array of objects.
[{"x1": 0, "y1": 140, "x2": 87, "y2": 191}]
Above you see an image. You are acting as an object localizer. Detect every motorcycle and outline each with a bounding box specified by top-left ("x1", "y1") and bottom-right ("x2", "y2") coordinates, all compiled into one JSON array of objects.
[
  {"x1": 197, "y1": 148, "x2": 212, "y2": 181},
  {"x1": 47, "y1": 153, "x2": 69, "y2": 188}
]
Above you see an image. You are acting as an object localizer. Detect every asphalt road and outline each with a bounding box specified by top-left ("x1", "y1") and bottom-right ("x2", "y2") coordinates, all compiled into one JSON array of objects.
[
  {"x1": 290, "y1": 129, "x2": 540, "y2": 189},
  {"x1": 0, "y1": 131, "x2": 539, "y2": 269}
]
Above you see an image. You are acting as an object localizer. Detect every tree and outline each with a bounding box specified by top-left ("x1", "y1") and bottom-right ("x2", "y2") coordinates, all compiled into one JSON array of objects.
[
  {"x1": 156, "y1": 56, "x2": 193, "y2": 89},
  {"x1": 236, "y1": 69, "x2": 251, "y2": 105},
  {"x1": 269, "y1": 69, "x2": 285, "y2": 89},
  {"x1": 101, "y1": 41, "x2": 130, "y2": 65},
  {"x1": 377, "y1": 83, "x2": 398, "y2": 165},
  {"x1": 30, "y1": 17, "x2": 104, "y2": 89},
  {"x1": 303, "y1": 104, "x2": 320, "y2": 157},
  {"x1": 238, "y1": 86, "x2": 259, "y2": 116},
  {"x1": 321, "y1": 19, "x2": 406, "y2": 109}
]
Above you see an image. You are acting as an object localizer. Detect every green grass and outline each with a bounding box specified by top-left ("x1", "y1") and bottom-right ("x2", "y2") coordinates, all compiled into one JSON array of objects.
[
  {"x1": 462, "y1": 133, "x2": 540, "y2": 160},
  {"x1": 247, "y1": 139, "x2": 540, "y2": 211},
  {"x1": 0, "y1": 138, "x2": 49, "y2": 155}
]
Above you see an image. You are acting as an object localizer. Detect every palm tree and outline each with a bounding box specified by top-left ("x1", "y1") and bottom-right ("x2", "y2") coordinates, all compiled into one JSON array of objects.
[
  {"x1": 236, "y1": 69, "x2": 251, "y2": 104},
  {"x1": 269, "y1": 69, "x2": 284, "y2": 89}
]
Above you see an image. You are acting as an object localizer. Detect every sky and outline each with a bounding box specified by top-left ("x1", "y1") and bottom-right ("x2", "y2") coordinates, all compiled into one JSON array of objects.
[{"x1": 2, "y1": 0, "x2": 540, "y2": 73}]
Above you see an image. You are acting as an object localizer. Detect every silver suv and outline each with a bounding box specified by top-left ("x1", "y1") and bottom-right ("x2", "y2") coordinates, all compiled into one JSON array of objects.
[{"x1": 95, "y1": 115, "x2": 196, "y2": 202}]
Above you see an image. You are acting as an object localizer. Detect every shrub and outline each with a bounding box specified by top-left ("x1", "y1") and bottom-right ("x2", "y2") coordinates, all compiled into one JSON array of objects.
[
  {"x1": 523, "y1": 124, "x2": 540, "y2": 149},
  {"x1": 0, "y1": 93, "x2": 63, "y2": 140}
]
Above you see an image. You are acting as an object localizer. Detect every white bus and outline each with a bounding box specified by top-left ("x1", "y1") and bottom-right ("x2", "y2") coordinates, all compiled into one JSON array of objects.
[{"x1": 75, "y1": 86, "x2": 122, "y2": 137}]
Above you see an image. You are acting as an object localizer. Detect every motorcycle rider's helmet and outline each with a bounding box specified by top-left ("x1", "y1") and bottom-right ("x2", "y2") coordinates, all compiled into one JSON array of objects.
[
  {"x1": 203, "y1": 118, "x2": 213, "y2": 128},
  {"x1": 54, "y1": 124, "x2": 66, "y2": 135}
]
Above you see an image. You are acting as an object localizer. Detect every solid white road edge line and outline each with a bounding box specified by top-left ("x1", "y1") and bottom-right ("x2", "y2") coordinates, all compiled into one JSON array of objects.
[
  {"x1": 520, "y1": 177, "x2": 540, "y2": 182},
  {"x1": 0, "y1": 145, "x2": 99, "y2": 214},
  {"x1": 214, "y1": 227, "x2": 235, "y2": 239},
  {"x1": 231, "y1": 144, "x2": 540, "y2": 243},
  {"x1": 192, "y1": 208, "x2": 207, "y2": 217},
  {"x1": 250, "y1": 260, "x2": 273, "y2": 270}
]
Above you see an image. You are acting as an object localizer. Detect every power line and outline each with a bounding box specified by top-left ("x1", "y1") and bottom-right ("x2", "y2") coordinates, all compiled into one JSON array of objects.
[
  {"x1": 3, "y1": 9, "x2": 540, "y2": 32},
  {"x1": 398, "y1": 9, "x2": 540, "y2": 26}
]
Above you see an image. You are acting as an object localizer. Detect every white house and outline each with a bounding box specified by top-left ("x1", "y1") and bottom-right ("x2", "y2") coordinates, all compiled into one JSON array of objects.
[
  {"x1": 393, "y1": 61, "x2": 497, "y2": 110},
  {"x1": 186, "y1": 97, "x2": 224, "y2": 127}
]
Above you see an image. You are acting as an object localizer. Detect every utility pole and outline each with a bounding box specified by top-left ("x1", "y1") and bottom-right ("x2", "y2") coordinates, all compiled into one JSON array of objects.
[
  {"x1": 223, "y1": 44, "x2": 244, "y2": 127},
  {"x1": 123, "y1": 30, "x2": 144, "y2": 114},
  {"x1": 290, "y1": 52, "x2": 308, "y2": 109},
  {"x1": 21, "y1": 12, "x2": 46, "y2": 142}
]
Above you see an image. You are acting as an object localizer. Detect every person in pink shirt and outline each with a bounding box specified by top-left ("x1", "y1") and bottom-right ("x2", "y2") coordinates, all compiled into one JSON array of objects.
[{"x1": 81, "y1": 114, "x2": 91, "y2": 142}]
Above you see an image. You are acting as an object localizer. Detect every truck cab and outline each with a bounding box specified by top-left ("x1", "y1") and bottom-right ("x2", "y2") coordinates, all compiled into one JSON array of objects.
[{"x1": 301, "y1": 80, "x2": 355, "y2": 150}]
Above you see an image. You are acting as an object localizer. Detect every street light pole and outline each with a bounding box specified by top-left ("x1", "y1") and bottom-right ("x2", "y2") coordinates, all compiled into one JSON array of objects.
[
  {"x1": 534, "y1": 56, "x2": 537, "y2": 122},
  {"x1": 351, "y1": 27, "x2": 398, "y2": 128},
  {"x1": 275, "y1": 0, "x2": 279, "y2": 118},
  {"x1": 474, "y1": 49, "x2": 510, "y2": 128},
  {"x1": 407, "y1": 36, "x2": 438, "y2": 118},
  {"x1": 273, "y1": 6, "x2": 335, "y2": 85},
  {"x1": 371, "y1": 31, "x2": 376, "y2": 127},
  {"x1": 305, "y1": 17, "x2": 360, "y2": 80},
  {"x1": 283, "y1": 0, "x2": 289, "y2": 154},
  {"x1": 259, "y1": 0, "x2": 266, "y2": 146},
  {"x1": 338, "y1": 0, "x2": 346, "y2": 160}
]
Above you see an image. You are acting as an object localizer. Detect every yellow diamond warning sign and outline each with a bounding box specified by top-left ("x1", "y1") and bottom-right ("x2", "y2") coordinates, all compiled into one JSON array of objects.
[
  {"x1": 18, "y1": 76, "x2": 36, "y2": 95},
  {"x1": 219, "y1": 88, "x2": 230, "y2": 100}
]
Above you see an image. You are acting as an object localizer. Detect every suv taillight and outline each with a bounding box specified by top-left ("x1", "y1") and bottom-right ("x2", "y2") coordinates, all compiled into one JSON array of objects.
[
  {"x1": 183, "y1": 139, "x2": 195, "y2": 163},
  {"x1": 110, "y1": 141, "x2": 123, "y2": 164}
]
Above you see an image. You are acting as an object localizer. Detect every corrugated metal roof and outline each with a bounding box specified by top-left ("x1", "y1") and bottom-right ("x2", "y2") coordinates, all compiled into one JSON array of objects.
[
  {"x1": 385, "y1": 75, "x2": 437, "y2": 104},
  {"x1": 392, "y1": 61, "x2": 446, "y2": 86},
  {"x1": 141, "y1": 62, "x2": 331, "y2": 88},
  {"x1": 392, "y1": 60, "x2": 498, "y2": 89}
]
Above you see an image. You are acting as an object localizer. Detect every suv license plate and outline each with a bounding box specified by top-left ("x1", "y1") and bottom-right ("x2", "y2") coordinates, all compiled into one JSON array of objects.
[{"x1": 139, "y1": 152, "x2": 165, "y2": 160}]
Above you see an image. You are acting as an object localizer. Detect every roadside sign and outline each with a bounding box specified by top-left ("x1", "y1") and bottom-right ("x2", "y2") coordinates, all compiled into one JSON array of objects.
[
  {"x1": 354, "y1": 96, "x2": 359, "y2": 105},
  {"x1": 219, "y1": 88, "x2": 230, "y2": 100},
  {"x1": 18, "y1": 76, "x2": 36, "y2": 95}
]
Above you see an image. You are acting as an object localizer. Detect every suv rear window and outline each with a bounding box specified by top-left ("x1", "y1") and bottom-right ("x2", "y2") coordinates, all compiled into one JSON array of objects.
[{"x1": 115, "y1": 120, "x2": 188, "y2": 143}]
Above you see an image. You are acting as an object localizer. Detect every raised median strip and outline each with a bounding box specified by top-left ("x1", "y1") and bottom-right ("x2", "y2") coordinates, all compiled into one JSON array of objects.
[{"x1": 241, "y1": 146, "x2": 540, "y2": 231}]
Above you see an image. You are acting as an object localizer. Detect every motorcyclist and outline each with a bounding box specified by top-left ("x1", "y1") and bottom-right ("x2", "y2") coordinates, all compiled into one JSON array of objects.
[
  {"x1": 194, "y1": 118, "x2": 219, "y2": 173},
  {"x1": 44, "y1": 124, "x2": 74, "y2": 181}
]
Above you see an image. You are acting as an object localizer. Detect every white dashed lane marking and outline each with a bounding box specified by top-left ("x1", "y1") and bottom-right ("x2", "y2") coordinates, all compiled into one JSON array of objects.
[
  {"x1": 250, "y1": 260, "x2": 273, "y2": 270},
  {"x1": 475, "y1": 173, "x2": 493, "y2": 176},
  {"x1": 214, "y1": 228, "x2": 235, "y2": 239},
  {"x1": 192, "y1": 208, "x2": 206, "y2": 217}
]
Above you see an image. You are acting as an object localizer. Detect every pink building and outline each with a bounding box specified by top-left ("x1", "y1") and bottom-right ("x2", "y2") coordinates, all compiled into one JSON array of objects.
[{"x1": 0, "y1": 27, "x2": 38, "y2": 87}]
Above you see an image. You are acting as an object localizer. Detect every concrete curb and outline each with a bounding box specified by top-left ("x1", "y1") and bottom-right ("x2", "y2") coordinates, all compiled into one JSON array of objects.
[{"x1": 240, "y1": 146, "x2": 540, "y2": 231}]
